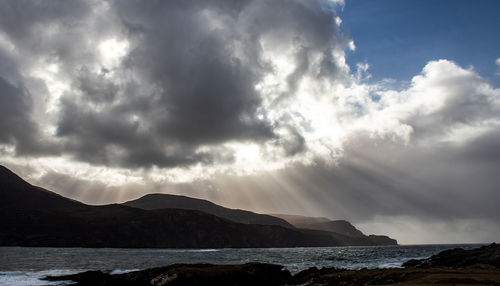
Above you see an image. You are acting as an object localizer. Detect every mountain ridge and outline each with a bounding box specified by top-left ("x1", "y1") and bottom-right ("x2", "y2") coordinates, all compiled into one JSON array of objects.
[
  {"x1": 0, "y1": 165, "x2": 397, "y2": 247},
  {"x1": 123, "y1": 193, "x2": 294, "y2": 228}
]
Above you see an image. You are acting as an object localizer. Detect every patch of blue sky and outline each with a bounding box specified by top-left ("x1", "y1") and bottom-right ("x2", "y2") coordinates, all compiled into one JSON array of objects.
[{"x1": 339, "y1": 0, "x2": 500, "y2": 86}]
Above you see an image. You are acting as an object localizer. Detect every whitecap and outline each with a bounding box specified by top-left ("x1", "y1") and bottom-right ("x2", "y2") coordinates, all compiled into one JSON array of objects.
[
  {"x1": 0, "y1": 269, "x2": 82, "y2": 286},
  {"x1": 110, "y1": 269, "x2": 140, "y2": 275},
  {"x1": 377, "y1": 262, "x2": 403, "y2": 268}
]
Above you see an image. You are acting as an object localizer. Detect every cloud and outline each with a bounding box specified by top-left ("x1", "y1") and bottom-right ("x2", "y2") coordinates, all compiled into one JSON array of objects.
[
  {"x1": 367, "y1": 60, "x2": 500, "y2": 144},
  {"x1": 0, "y1": 77, "x2": 38, "y2": 151},
  {"x1": 1, "y1": 0, "x2": 352, "y2": 171}
]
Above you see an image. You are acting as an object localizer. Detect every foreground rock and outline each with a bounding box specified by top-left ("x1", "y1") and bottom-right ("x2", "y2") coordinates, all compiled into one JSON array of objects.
[
  {"x1": 44, "y1": 264, "x2": 500, "y2": 286},
  {"x1": 44, "y1": 263, "x2": 291, "y2": 286},
  {"x1": 44, "y1": 244, "x2": 500, "y2": 285},
  {"x1": 294, "y1": 267, "x2": 500, "y2": 286},
  {"x1": 403, "y1": 243, "x2": 500, "y2": 269}
]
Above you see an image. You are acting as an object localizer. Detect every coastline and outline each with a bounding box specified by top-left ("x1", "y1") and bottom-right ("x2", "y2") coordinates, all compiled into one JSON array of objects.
[
  {"x1": 43, "y1": 263, "x2": 500, "y2": 286},
  {"x1": 42, "y1": 243, "x2": 500, "y2": 285}
]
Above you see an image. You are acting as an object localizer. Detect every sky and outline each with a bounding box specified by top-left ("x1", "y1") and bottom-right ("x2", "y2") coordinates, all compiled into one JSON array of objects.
[
  {"x1": 341, "y1": 0, "x2": 500, "y2": 85},
  {"x1": 1, "y1": 0, "x2": 500, "y2": 244}
]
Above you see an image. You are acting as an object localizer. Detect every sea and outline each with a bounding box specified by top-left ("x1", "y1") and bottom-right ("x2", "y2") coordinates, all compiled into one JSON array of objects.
[{"x1": 0, "y1": 244, "x2": 484, "y2": 285}]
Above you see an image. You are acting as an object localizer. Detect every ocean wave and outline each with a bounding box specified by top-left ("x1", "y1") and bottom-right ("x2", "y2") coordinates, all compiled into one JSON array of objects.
[
  {"x1": 0, "y1": 269, "x2": 82, "y2": 286},
  {"x1": 109, "y1": 268, "x2": 140, "y2": 275},
  {"x1": 377, "y1": 262, "x2": 403, "y2": 268},
  {"x1": 189, "y1": 249, "x2": 220, "y2": 252}
]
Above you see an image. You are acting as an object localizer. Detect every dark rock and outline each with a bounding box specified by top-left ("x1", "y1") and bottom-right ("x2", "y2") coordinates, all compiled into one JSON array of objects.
[
  {"x1": 298, "y1": 268, "x2": 500, "y2": 286},
  {"x1": 44, "y1": 263, "x2": 291, "y2": 286},
  {"x1": 402, "y1": 243, "x2": 500, "y2": 269},
  {"x1": 401, "y1": 259, "x2": 421, "y2": 267},
  {"x1": 288, "y1": 266, "x2": 342, "y2": 285}
]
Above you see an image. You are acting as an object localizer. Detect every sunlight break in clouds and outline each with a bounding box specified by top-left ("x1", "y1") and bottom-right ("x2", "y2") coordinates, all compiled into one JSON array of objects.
[{"x1": 1, "y1": 0, "x2": 500, "y2": 244}]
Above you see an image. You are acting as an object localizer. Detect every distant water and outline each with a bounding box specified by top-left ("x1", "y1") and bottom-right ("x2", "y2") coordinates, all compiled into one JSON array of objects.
[{"x1": 0, "y1": 244, "x2": 484, "y2": 285}]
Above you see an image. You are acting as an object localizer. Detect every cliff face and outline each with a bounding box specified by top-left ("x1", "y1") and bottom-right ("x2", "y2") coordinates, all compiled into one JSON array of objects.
[
  {"x1": 272, "y1": 214, "x2": 397, "y2": 246},
  {"x1": 367, "y1": 235, "x2": 398, "y2": 246}
]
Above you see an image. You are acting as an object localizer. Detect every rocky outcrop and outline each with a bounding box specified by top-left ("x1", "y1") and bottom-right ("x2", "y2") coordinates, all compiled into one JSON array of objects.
[
  {"x1": 44, "y1": 263, "x2": 291, "y2": 286},
  {"x1": 293, "y1": 267, "x2": 500, "y2": 286},
  {"x1": 403, "y1": 243, "x2": 500, "y2": 269},
  {"x1": 45, "y1": 262, "x2": 500, "y2": 286}
]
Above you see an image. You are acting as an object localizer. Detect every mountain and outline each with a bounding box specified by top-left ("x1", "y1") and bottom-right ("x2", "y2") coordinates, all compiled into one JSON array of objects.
[
  {"x1": 0, "y1": 165, "x2": 396, "y2": 247},
  {"x1": 0, "y1": 165, "x2": 85, "y2": 212},
  {"x1": 123, "y1": 194, "x2": 294, "y2": 228},
  {"x1": 272, "y1": 214, "x2": 397, "y2": 246},
  {"x1": 0, "y1": 165, "x2": 342, "y2": 248},
  {"x1": 125, "y1": 196, "x2": 396, "y2": 246}
]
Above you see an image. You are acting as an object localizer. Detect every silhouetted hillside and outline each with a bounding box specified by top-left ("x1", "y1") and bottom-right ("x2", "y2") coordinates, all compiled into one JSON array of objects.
[
  {"x1": 124, "y1": 193, "x2": 294, "y2": 228},
  {"x1": 271, "y1": 214, "x2": 331, "y2": 226},
  {"x1": 272, "y1": 214, "x2": 397, "y2": 246},
  {"x1": 0, "y1": 165, "x2": 84, "y2": 211},
  {"x1": 0, "y1": 165, "x2": 396, "y2": 247},
  {"x1": 126, "y1": 196, "x2": 396, "y2": 246},
  {"x1": 0, "y1": 165, "x2": 340, "y2": 248}
]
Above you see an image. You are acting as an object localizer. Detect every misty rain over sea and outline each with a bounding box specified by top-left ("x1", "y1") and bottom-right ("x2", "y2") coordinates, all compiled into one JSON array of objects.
[{"x1": 0, "y1": 244, "x2": 483, "y2": 285}]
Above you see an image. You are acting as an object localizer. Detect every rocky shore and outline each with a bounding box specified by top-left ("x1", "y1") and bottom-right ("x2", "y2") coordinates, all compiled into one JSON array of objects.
[{"x1": 45, "y1": 243, "x2": 500, "y2": 285}]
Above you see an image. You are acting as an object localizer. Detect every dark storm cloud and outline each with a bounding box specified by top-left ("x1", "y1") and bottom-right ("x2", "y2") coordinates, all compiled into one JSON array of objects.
[
  {"x1": 76, "y1": 68, "x2": 119, "y2": 103},
  {"x1": 0, "y1": 0, "x2": 97, "y2": 72},
  {"x1": 32, "y1": 0, "x2": 342, "y2": 168},
  {"x1": 0, "y1": 46, "x2": 21, "y2": 85},
  {"x1": 0, "y1": 0, "x2": 347, "y2": 168},
  {"x1": 0, "y1": 74, "x2": 59, "y2": 156},
  {"x1": 114, "y1": 1, "x2": 272, "y2": 144},
  {"x1": 56, "y1": 96, "x2": 216, "y2": 168},
  {"x1": 0, "y1": 77, "x2": 37, "y2": 151},
  {"x1": 0, "y1": 0, "x2": 90, "y2": 40}
]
